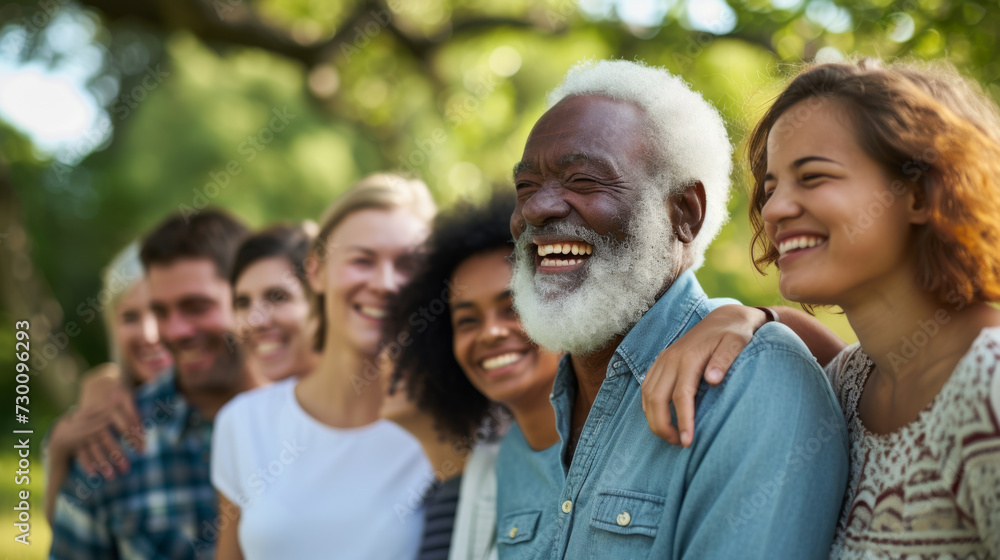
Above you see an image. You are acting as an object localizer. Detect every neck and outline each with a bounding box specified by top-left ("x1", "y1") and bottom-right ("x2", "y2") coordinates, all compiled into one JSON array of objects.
[
  {"x1": 507, "y1": 384, "x2": 559, "y2": 451},
  {"x1": 842, "y1": 271, "x2": 997, "y2": 382},
  {"x1": 392, "y1": 412, "x2": 468, "y2": 482},
  {"x1": 291, "y1": 350, "x2": 321, "y2": 380},
  {"x1": 181, "y1": 363, "x2": 260, "y2": 421},
  {"x1": 296, "y1": 336, "x2": 382, "y2": 428},
  {"x1": 568, "y1": 336, "x2": 622, "y2": 417}
]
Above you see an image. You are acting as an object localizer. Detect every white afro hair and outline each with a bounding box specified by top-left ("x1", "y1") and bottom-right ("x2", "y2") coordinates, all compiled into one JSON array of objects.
[{"x1": 547, "y1": 59, "x2": 733, "y2": 270}]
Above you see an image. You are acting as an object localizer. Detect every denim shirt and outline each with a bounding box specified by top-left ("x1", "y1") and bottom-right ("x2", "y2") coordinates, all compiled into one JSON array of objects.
[{"x1": 496, "y1": 271, "x2": 849, "y2": 560}]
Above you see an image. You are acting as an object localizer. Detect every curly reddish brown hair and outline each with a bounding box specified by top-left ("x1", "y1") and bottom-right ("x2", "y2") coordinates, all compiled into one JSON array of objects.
[{"x1": 747, "y1": 58, "x2": 1000, "y2": 306}]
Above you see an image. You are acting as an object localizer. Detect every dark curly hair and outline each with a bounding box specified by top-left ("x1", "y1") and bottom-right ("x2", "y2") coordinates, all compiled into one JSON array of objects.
[{"x1": 384, "y1": 192, "x2": 516, "y2": 440}]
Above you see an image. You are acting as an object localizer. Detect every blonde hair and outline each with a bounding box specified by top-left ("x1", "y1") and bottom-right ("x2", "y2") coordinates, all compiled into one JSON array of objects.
[
  {"x1": 311, "y1": 173, "x2": 436, "y2": 350},
  {"x1": 101, "y1": 242, "x2": 145, "y2": 379}
]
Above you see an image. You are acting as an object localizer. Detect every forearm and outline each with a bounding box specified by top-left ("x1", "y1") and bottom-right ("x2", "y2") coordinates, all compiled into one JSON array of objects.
[
  {"x1": 772, "y1": 306, "x2": 846, "y2": 367},
  {"x1": 216, "y1": 493, "x2": 245, "y2": 560}
]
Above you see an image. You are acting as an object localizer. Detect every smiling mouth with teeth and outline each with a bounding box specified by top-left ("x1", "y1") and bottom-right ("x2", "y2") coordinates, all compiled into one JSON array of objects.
[
  {"x1": 357, "y1": 305, "x2": 387, "y2": 320},
  {"x1": 177, "y1": 348, "x2": 210, "y2": 368},
  {"x1": 777, "y1": 235, "x2": 827, "y2": 257},
  {"x1": 255, "y1": 341, "x2": 283, "y2": 358},
  {"x1": 535, "y1": 241, "x2": 594, "y2": 269},
  {"x1": 137, "y1": 346, "x2": 171, "y2": 364},
  {"x1": 480, "y1": 351, "x2": 526, "y2": 372}
]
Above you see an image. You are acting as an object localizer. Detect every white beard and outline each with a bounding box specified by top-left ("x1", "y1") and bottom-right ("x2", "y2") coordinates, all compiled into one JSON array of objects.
[{"x1": 510, "y1": 193, "x2": 679, "y2": 355}]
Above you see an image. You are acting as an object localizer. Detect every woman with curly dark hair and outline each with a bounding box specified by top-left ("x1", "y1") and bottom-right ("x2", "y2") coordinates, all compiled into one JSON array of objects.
[{"x1": 385, "y1": 193, "x2": 561, "y2": 560}]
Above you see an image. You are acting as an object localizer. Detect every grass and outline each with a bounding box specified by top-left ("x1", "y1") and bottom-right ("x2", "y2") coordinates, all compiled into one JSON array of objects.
[{"x1": 1, "y1": 452, "x2": 50, "y2": 559}]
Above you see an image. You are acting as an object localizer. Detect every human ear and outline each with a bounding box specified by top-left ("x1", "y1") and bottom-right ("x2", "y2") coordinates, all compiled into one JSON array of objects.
[
  {"x1": 305, "y1": 252, "x2": 326, "y2": 294},
  {"x1": 669, "y1": 181, "x2": 707, "y2": 244},
  {"x1": 906, "y1": 181, "x2": 931, "y2": 225}
]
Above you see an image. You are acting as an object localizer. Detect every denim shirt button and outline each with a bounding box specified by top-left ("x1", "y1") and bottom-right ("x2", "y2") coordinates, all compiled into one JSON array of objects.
[
  {"x1": 613, "y1": 361, "x2": 623, "y2": 369},
  {"x1": 509, "y1": 527, "x2": 518, "y2": 539},
  {"x1": 616, "y1": 511, "x2": 631, "y2": 526},
  {"x1": 561, "y1": 500, "x2": 573, "y2": 514}
]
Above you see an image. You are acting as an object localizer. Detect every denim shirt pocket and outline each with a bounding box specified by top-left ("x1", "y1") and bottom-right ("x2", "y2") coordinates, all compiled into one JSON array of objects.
[
  {"x1": 497, "y1": 509, "x2": 541, "y2": 546},
  {"x1": 590, "y1": 489, "x2": 665, "y2": 538}
]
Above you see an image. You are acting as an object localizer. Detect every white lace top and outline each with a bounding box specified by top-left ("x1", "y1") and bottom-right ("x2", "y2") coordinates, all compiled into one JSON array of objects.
[{"x1": 826, "y1": 327, "x2": 1000, "y2": 559}]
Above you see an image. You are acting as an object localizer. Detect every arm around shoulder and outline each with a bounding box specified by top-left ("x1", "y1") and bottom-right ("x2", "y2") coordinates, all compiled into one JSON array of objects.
[
  {"x1": 772, "y1": 306, "x2": 847, "y2": 368},
  {"x1": 675, "y1": 342, "x2": 848, "y2": 560}
]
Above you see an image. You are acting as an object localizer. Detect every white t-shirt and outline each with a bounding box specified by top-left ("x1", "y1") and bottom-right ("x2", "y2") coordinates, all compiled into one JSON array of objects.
[{"x1": 211, "y1": 378, "x2": 433, "y2": 560}]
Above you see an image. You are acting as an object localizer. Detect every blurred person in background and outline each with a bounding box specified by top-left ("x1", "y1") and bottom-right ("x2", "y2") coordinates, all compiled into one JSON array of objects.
[
  {"x1": 386, "y1": 194, "x2": 562, "y2": 560},
  {"x1": 49, "y1": 220, "x2": 322, "y2": 515},
  {"x1": 230, "y1": 223, "x2": 319, "y2": 382},
  {"x1": 43, "y1": 241, "x2": 173, "y2": 522},
  {"x1": 212, "y1": 174, "x2": 437, "y2": 560},
  {"x1": 49, "y1": 208, "x2": 256, "y2": 559}
]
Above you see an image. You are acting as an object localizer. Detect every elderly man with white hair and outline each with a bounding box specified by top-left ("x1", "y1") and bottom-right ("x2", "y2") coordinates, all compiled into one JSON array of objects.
[{"x1": 495, "y1": 60, "x2": 849, "y2": 559}]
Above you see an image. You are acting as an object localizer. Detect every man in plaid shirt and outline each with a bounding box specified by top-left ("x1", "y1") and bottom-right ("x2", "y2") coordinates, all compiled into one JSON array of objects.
[{"x1": 50, "y1": 209, "x2": 260, "y2": 559}]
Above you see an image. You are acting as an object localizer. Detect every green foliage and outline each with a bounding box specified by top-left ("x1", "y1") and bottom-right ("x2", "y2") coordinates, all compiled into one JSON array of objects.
[{"x1": 5, "y1": 0, "x2": 998, "y2": 402}]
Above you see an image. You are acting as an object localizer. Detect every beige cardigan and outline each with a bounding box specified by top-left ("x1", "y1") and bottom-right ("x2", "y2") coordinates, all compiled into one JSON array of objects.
[{"x1": 448, "y1": 442, "x2": 500, "y2": 560}]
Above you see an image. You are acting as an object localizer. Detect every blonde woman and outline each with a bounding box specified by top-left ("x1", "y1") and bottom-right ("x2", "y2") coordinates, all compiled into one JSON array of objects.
[
  {"x1": 44, "y1": 242, "x2": 173, "y2": 522},
  {"x1": 212, "y1": 174, "x2": 437, "y2": 559}
]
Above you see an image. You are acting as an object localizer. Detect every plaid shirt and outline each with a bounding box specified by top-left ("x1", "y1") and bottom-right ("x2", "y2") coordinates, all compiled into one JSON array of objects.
[{"x1": 50, "y1": 370, "x2": 218, "y2": 559}]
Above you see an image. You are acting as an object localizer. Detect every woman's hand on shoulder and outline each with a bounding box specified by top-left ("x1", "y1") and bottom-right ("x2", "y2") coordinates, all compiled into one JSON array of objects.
[
  {"x1": 68, "y1": 363, "x2": 143, "y2": 478},
  {"x1": 641, "y1": 304, "x2": 770, "y2": 447}
]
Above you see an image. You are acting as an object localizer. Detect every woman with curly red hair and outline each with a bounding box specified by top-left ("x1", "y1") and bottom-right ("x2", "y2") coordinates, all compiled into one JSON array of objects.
[{"x1": 641, "y1": 58, "x2": 1000, "y2": 557}]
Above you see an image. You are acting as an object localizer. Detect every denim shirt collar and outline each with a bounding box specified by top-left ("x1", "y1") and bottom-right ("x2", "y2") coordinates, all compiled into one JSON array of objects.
[
  {"x1": 613, "y1": 269, "x2": 707, "y2": 385},
  {"x1": 551, "y1": 269, "x2": 707, "y2": 399}
]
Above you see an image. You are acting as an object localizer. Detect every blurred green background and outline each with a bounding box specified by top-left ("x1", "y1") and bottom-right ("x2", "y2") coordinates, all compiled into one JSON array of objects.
[{"x1": 1, "y1": 0, "x2": 998, "y2": 555}]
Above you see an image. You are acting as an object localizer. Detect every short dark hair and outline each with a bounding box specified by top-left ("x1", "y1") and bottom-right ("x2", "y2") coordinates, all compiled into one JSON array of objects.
[
  {"x1": 140, "y1": 208, "x2": 248, "y2": 279},
  {"x1": 230, "y1": 223, "x2": 312, "y2": 290},
  {"x1": 385, "y1": 192, "x2": 515, "y2": 440}
]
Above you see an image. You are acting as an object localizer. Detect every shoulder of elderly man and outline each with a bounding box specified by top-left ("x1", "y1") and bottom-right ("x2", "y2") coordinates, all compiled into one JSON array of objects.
[
  {"x1": 495, "y1": 275, "x2": 848, "y2": 560},
  {"x1": 660, "y1": 316, "x2": 848, "y2": 558}
]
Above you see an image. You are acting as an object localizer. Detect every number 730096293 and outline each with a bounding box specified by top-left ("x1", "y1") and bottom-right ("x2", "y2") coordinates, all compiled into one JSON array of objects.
[{"x1": 15, "y1": 320, "x2": 30, "y2": 425}]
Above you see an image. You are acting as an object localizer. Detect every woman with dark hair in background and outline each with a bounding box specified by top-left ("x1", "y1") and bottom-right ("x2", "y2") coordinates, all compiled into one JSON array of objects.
[
  {"x1": 229, "y1": 223, "x2": 318, "y2": 382},
  {"x1": 386, "y1": 194, "x2": 562, "y2": 560}
]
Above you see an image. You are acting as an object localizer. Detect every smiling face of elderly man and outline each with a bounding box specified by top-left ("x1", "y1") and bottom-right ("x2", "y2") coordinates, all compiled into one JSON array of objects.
[
  {"x1": 496, "y1": 62, "x2": 848, "y2": 560},
  {"x1": 510, "y1": 94, "x2": 706, "y2": 360}
]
